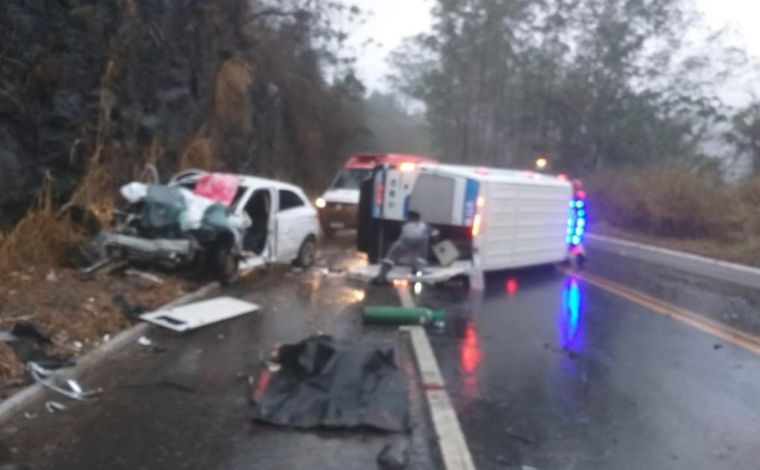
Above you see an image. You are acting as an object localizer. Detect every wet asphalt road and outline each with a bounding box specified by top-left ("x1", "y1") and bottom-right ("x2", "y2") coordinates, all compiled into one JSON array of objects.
[
  {"x1": 421, "y1": 248, "x2": 760, "y2": 470},
  {"x1": 3, "y1": 238, "x2": 760, "y2": 470},
  {"x1": 0, "y1": 237, "x2": 439, "y2": 470}
]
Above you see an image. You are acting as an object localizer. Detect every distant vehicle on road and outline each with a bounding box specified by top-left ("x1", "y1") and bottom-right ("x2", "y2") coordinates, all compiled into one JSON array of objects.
[
  {"x1": 353, "y1": 163, "x2": 585, "y2": 284},
  {"x1": 315, "y1": 153, "x2": 438, "y2": 237},
  {"x1": 102, "y1": 170, "x2": 321, "y2": 284}
]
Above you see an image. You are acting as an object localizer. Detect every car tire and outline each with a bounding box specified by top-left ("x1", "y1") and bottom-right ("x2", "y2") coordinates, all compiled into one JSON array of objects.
[
  {"x1": 209, "y1": 242, "x2": 239, "y2": 286},
  {"x1": 295, "y1": 236, "x2": 317, "y2": 268}
]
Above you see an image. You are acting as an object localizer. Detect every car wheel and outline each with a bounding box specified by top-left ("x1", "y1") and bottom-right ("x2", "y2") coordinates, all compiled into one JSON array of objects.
[
  {"x1": 295, "y1": 236, "x2": 317, "y2": 268},
  {"x1": 209, "y1": 242, "x2": 239, "y2": 285}
]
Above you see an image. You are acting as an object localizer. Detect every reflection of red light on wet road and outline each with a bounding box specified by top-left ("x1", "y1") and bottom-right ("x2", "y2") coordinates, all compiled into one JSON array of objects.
[
  {"x1": 505, "y1": 278, "x2": 519, "y2": 298},
  {"x1": 460, "y1": 322, "x2": 482, "y2": 402},
  {"x1": 461, "y1": 323, "x2": 481, "y2": 374},
  {"x1": 254, "y1": 370, "x2": 271, "y2": 399}
]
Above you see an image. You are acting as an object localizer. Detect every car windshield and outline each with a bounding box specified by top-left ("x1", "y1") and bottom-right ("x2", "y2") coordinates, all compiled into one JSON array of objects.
[{"x1": 331, "y1": 169, "x2": 373, "y2": 190}]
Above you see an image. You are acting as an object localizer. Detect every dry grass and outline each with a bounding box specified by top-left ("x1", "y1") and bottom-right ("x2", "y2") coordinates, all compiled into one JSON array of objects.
[
  {"x1": 211, "y1": 58, "x2": 254, "y2": 133},
  {"x1": 0, "y1": 342, "x2": 23, "y2": 382},
  {"x1": 588, "y1": 166, "x2": 760, "y2": 266},
  {"x1": 587, "y1": 166, "x2": 746, "y2": 241},
  {"x1": 180, "y1": 137, "x2": 217, "y2": 170},
  {"x1": 0, "y1": 177, "x2": 85, "y2": 274}
]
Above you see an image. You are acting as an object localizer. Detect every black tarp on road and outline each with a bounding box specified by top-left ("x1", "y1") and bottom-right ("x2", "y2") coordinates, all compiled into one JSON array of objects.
[{"x1": 250, "y1": 335, "x2": 410, "y2": 432}]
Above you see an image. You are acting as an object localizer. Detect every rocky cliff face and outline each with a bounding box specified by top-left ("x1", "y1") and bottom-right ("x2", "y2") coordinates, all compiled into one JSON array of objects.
[{"x1": 0, "y1": 0, "x2": 363, "y2": 226}]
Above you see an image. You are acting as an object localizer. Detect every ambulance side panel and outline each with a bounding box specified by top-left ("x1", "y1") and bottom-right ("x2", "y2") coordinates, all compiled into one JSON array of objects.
[{"x1": 478, "y1": 181, "x2": 572, "y2": 271}]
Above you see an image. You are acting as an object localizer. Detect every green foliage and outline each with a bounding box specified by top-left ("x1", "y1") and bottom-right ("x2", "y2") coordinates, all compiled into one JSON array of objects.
[
  {"x1": 726, "y1": 101, "x2": 760, "y2": 175},
  {"x1": 390, "y1": 0, "x2": 740, "y2": 173}
]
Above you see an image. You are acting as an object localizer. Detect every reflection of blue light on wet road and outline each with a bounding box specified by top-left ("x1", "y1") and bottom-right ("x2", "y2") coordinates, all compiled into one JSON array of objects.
[{"x1": 560, "y1": 277, "x2": 584, "y2": 349}]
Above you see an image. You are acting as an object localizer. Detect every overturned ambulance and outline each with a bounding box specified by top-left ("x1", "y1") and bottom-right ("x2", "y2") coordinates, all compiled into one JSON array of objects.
[{"x1": 352, "y1": 163, "x2": 587, "y2": 287}]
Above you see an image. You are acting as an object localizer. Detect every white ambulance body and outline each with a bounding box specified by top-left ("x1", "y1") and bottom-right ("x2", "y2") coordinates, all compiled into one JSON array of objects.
[{"x1": 352, "y1": 163, "x2": 575, "y2": 284}]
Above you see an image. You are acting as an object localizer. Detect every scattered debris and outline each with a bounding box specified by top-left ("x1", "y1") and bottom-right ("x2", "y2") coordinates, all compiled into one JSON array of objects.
[
  {"x1": 377, "y1": 438, "x2": 410, "y2": 469},
  {"x1": 45, "y1": 270, "x2": 59, "y2": 283},
  {"x1": 102, "y1": 334, "x2": 111, "y2": 343},
  {"x1": 125, "y1": 269, "x2": 165, "y2": 285},
  {"x1": 27, "y1": 363, "x2": 102, "y2": 401},
  {"x1": 504, "y1": 428, "x2": 534, "y2": 445},
  {"x1": 45, "y1": 401, "x2": 67, "y2": 413},
  {"x1": 0, "y1": 331, "x2": 18, "y2": 343},
  {"x1": 23, "y1": 411, "x2": 37, "y2": 420},
  {"x1": 544, "y1": 342, "x2": 579, "y2": 359},
  {"x1": 714, "y1": 343, "x2": 723, "y2": 350},
  {"x1": 362, "y1": 306, "x2": 445, "y2": 326},
  {"x1": 72, "y1": 341, "x2": 84, "y2": 351},
  {"x1": 264, "y1": 359, "x2": 281, "y2": 373},
  {"x1": 250, "y1": 335, "x2": 410, "y2": 432},
  {"x1": 112, "y1": 294, "x2": 149, "y2": 318},
  {"x1": 11, "y1": 322, "x2": 52, "y2": 344},
  {"x1": 140, "y1": 296, "x2": 260, "y2": 332},
  {"x1": 135, "y1": 335, "x2": 168, "y2": 353},
  {"x1": 316, "y1": 267, "x2": 346, "y2": 278},
  {"x1": 124, "y1": 379, "x2": 196, "y2": 394}
]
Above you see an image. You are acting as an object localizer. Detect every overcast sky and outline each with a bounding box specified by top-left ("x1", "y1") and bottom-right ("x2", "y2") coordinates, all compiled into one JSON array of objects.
[{"x1": 345, "y1": 0, "x2": 760, "y2": 94}]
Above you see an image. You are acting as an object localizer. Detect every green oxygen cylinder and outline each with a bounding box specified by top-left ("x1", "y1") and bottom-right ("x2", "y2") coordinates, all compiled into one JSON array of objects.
[{"x1": 362, "y1": 306, "x2": 445, "y2": 325}]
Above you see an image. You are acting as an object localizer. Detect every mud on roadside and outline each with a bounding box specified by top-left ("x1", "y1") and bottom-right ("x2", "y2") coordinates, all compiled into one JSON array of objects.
[{"x1": 0, "y1": 266, "x2": 201, "y2": 394}]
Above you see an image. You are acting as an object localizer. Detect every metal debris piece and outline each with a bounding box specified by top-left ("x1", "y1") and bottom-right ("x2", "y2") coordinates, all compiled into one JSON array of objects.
[
  {"x1": 264, "y1": 360, "x2": 281, "y2": 372},
  {"x1": 23, "y1": 411, "x2": 38, "y2": 420},
  {"x1": 504, "y1": 428, "x2": 534, "y2": 445},
  {"x1": 45, "y1": 401, "x2": 67, "y2": 413},
  {"x1": 0, "y1": 331, "x2": 18, "y2": 343},
  {"x1": 137, "y1": 336, "x2": 153, "y2": 347},
  {"x1": 28, "y1": 363, "x2": 103, "y2": 401},
  {"x1": 79, "y1": 258, "x2": 115, "y2": 275},
  {"x1": 377, "y1": 438, "x2": 409, "y2": 469},
  {"x1": 125, "y1": 269, "x2": 165, "y2": 285},
  {"x1": 140, "y1": 297, "x2": 260, "y2": 332},
  {"x1": 113, "y1": 294, "x2": 149, "y2": 318},
  {"x1": 11, "y1": 322, "x2": 52, "y2": 344}
]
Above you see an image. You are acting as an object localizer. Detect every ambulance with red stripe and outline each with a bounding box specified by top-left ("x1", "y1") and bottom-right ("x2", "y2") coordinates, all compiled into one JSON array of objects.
[{"x1": 315, "y1": 153, "x2": 437, "y2": 236}]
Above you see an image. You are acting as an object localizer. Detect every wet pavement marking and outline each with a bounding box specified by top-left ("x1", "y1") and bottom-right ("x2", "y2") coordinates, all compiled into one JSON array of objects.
[
  {"x1": 572, "y1": 270, "x2": 760, "y2": 356},
  {"x1": 396, "y1": 285, "x2": 477, "y2": 470}
]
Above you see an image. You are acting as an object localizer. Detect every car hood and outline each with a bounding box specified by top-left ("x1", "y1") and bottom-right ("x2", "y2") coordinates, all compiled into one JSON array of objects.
[{"x1": 322, "y1": 189, "x2": 359, "y2": 205}]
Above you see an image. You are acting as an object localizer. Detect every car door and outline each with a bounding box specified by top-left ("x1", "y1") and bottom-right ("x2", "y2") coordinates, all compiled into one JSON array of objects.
[{"x1": 275, "y1": 188, "x2": 310, "y2": 261}]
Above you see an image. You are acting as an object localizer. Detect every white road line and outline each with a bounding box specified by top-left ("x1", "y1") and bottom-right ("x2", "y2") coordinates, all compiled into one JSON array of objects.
[{"x1": 396, "y1": 286, "x2": 477, "y2": 470}]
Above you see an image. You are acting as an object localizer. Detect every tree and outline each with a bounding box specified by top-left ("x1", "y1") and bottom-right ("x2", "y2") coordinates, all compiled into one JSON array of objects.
[
  {"x1": 727, "y1": 101, "x2": 760, "y2": 175},
  {"x1": 390, "y1": 0, "x2": 738, "y2": 173}
]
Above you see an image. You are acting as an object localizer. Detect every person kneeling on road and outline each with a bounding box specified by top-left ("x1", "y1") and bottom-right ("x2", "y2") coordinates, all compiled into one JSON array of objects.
[{"x1": 372, "y1": 211, "x2": 437, "y2": 285}]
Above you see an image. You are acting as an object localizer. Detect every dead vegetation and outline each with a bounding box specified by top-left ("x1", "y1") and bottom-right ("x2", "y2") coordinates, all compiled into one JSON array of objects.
[
  {"x1": 588, "y1": 165, "x2": 760, "y2": 266},
  {"x1": 0, "y1": 342, "x2": 23, "y2": 383},
  {"x1": 0, "y1": 177, "x2": 85, "y2": 274},
  {"x1": 211, "y1": 58, "x2": 255, "y2": 134}
]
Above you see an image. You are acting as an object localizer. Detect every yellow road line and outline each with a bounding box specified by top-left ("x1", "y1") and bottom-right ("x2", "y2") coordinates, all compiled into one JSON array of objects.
[{"x1": 569, "y1": 269, "x2": 760, "y2": 356}]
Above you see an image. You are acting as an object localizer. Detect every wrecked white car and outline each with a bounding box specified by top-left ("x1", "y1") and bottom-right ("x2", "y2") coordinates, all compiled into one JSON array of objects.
[{"x1": 100, "y1": 170, "x2": 321, "y2": 284}]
